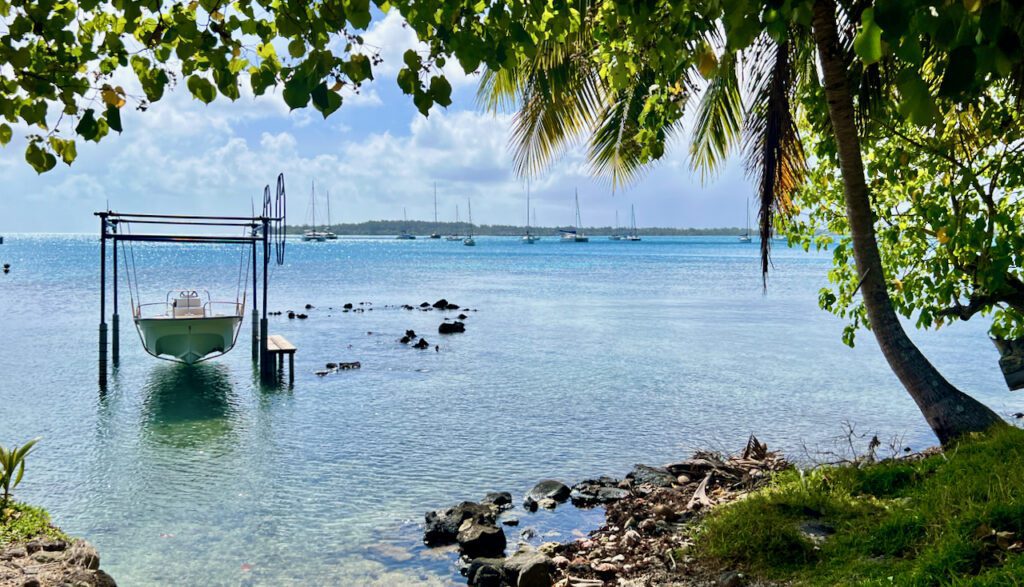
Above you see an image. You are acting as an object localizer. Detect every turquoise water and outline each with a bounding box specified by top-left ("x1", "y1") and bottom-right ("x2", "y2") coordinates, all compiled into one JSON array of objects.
[{"x1": 1, "y1": 235, "x2": 1018, "y2": 585}]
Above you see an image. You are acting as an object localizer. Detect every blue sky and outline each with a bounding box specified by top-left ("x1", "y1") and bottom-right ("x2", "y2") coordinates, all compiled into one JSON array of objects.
[{"x1": 0, "y1": 11, "x2": 754, "y2": 233}]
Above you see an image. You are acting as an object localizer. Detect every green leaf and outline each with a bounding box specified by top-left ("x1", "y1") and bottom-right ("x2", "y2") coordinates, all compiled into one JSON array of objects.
[
  {"x1": 25, "y1": 141, "x2": 56, "y2": 173},
  {"x1": 413, "y1": 89, "x2": 433, "y2": 116},
  {"x1": 48, "y1": 137, "x2": 77, "y2": 165},
  {"x1": 75, "y1": 109, "x2": 99, "y2": 140},
  {"x1": 187, "y1": 75, "x2": 216, "y2": 104},
  {"x1": 428, "y1": 76, "x2": 452, "y2": 107},
  {"x1": 345, "y1": 54, "x2": 373, "y2": 83},
  {"x1": 346, "y1": 0, "x2": 371, "y2": 29},
  {"x1": 0, "y1": 124, "x2": 11, "y2": 145},
  {"x1": 288, "y1": 39, "x2": 305, "y2": 58},
  {"x1": 282, "y1": 78, "x2": 311, "y2": 109},
  {"x1": 854, "y1": 8, "x2": 884, "y2": 65},
  {"x1": 310, "y1": 82, "x2": 342, "y2": 117},
  {"x1": 397, "y1": 68, "x2": 418, "y2": 95},
  {"x1": 105, "y1": 105, "x2": 123, "y2": 133}
]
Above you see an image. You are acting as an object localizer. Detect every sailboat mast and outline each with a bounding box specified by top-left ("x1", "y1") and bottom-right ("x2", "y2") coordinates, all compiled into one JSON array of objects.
[
  {"x1": 526, "y1": 179, "x2": 531, "y2": 229},
  {"x1": 312, "y1": 180, "x2": 317, "y2": 233},
  {"x1": 575, "y1": 188, "x2": 581, "y2": 230},
  {"x1": 326, "y1": 189, "x2": 331, "y2": 230}
]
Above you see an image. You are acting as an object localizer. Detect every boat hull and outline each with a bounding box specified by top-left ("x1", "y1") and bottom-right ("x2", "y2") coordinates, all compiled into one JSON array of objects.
[{"x1": 135, "y1": 315, "x2": 242, "y2": 364}]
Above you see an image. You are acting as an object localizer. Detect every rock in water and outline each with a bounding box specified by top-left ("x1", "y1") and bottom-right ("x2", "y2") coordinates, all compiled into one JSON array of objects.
[
  {"x1": 457, "y1": 519, "x2": 506, "y2": 558},
  {"x1": 466, "y1": 558, "x2": 505, "y2": 587},
  {"x1": 343, "y1": 303, "x2": 353, "y2": 309},
  {"x1": 438, "y1": 321, "x2": 466, "y2": 334},
  {"x1": 432, "y1": 298, "x2": 449, "y2": 309},
  {"x1": 627, "y1": 464, "x2": 676, "y2": 488},
  {"x1": 570, "y1": 477, "x2": 629, "y2": 506},
  {"x1": 481, "y1": 491, "x2": 512, "y2": 508},
  {"x1": 423, "y1": 502, "x2": 495, "y2": 546},
  {"x1": 503, "y1": 549, "x2": 555, "y2": 587},
  {"x1": 526, "y1": 479, "x2": 571, "y2": 503},
  {"x1": 405, "y1": 329, "x2": 417, "y2": 338},
  {"x1": 413, "y1": 338, "x2": 430, "y2": 349}
]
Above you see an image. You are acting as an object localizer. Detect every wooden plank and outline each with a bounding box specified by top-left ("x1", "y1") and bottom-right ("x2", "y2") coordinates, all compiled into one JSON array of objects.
[{"x1": 266, "y1": 334, "x2": 296, "y2": 353}]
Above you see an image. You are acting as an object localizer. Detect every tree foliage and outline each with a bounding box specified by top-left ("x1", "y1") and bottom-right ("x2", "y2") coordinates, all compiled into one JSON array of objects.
[{"x1": 791, "y1": 87, "x2": 1024, "y2": 344}]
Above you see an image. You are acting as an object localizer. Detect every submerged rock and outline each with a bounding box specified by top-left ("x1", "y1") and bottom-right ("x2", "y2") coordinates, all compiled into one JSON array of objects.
[
  {"x1": 413, "y1": 338, "x2": 430, "y2": 349},
  {"x1": 526, "y1": 479, "x2": 571, "y2": 503},
  {"x1": 424, "y1": 502, "x2": 495, "y2": 546},
  {"x1": 482, "y1": 491, "x2": 513, "y2": 509}
]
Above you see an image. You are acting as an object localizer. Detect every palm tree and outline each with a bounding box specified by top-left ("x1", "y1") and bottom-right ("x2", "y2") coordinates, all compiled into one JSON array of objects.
[{"x1": 478, "y1": 0, "x2": 1003, "y2": 444}]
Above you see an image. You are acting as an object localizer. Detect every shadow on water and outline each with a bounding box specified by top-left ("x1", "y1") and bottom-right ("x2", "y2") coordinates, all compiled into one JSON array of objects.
[{"x1": 140, "y1": 362, "x2": 241, "y2": 448}]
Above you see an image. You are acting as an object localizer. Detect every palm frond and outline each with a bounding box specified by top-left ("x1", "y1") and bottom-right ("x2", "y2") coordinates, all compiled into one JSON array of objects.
[
  {"x1": 689, "y1": 52, "x2": 743, "y2": 182},
  {"x1": 743, "y1": 36, "x2": 807, "y2": 286}
]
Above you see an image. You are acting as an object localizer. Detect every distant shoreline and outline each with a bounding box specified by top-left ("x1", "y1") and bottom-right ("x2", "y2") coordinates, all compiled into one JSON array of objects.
[{"x1": 285, "y1": 221, "x2": 748, "y2": 237}]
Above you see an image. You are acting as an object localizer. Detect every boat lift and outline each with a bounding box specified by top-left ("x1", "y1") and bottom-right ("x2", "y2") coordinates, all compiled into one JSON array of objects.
[{"x1": 96, "y1": 174, "x2": 287, "y2": 386}]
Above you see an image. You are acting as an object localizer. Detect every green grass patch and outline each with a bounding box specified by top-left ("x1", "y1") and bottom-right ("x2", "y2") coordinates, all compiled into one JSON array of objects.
[
  {"x1": 1, "y1": 501, "x2": 68, "y2": 546},
  {"x1": 694, "y1": 425, "x2": 1024, "y2": 585}
]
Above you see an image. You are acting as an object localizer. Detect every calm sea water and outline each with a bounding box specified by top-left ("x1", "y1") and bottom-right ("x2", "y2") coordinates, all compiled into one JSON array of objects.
[{"x1": 1, "y1": 234, "x2": 1018, "y2": 585}]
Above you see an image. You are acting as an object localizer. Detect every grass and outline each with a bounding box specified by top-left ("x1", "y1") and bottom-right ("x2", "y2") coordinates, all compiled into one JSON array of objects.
[
  {"x1": 1, "y1": 501, "x2": 68, "y2": 546},
  {"x1": 694, "y1": 425, "x2": 1024, "y2": 586}
]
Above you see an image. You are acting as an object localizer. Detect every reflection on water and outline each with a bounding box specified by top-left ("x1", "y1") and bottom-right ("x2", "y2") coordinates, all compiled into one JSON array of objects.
[{"x1": 141, "y1": 363, "x2": 240, "y2": 448}]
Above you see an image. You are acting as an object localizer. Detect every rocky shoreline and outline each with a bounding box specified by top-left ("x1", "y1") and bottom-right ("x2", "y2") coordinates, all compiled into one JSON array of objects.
[
  {"x1": 0, "y1": 537, "x2": 115, "y2": 587},
  {"x1": 422, "y1": 436, "x2": 790, "y2": 586}
]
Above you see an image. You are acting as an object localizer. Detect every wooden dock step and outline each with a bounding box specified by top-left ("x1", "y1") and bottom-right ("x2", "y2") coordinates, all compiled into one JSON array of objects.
[{"x1": 266, "y1": 334, "x2": 296, "y2": 383}]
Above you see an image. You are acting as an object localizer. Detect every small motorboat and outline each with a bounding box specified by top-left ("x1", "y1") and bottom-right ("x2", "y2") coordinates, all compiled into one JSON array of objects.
[{"x1": 134, "y1": 290, "x2": 244, "y2": 364}]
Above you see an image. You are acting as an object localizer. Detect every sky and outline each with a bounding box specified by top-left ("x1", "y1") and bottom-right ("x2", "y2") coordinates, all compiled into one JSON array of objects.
[{"x1": 0, "y1": 11, "x2": 755, "y2": 233}]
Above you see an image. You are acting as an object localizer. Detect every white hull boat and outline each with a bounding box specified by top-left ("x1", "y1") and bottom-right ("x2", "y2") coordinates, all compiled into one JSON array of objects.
[{"x1": 134, "y1": 290, "x2": 244, "y2": 364}]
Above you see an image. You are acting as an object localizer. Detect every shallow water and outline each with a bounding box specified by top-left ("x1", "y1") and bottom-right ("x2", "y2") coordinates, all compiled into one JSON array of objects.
[{"x1": 1, "y1": 234, "x2": 1018, "y2": 585}]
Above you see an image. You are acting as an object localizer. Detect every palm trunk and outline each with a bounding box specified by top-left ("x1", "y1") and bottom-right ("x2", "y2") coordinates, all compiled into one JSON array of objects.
[{"x1": 810, "y1": 0, "x2": 1003, "y2": 445}]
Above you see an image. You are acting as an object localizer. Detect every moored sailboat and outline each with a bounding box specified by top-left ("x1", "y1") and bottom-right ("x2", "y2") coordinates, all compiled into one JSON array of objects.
[
  {"x1": 560, "y1": 189, "x2": 589, "y2": 242},
  {"x1": 463, "y1": 199, "x2": 476, "y2": 246},
  {"x1": 522, "y1": 180, "x2": 540, "y2": 243},
  {"x1": 625, "y1": 204, "x2": 642, "y2": 241},
  {"x1": 302, "y1": 180, "x2": 328, "y2": 241}
]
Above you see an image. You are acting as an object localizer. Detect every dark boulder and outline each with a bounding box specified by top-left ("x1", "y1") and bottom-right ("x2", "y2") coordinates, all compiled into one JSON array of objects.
[
  {"x1": 526, "y1": 479, "x2": 571, "y2": 503},
  {"x1": 424, "y1": 502, "x2": 495, "y2": 546},
  {"x1": 304, "y1": 304, "x2": 314, "y2": 309},
  {"x1": 399, "y1": 336, "x2": 411, "y2": 344},
  {"x1": 438, "y1": 321, "x2": 466, "y2": 334},
  {"x1": 296, "y1": 313, "x2": 308, "y2": 319},
  {"x1": 457, "y1": 519, "x2": 506, "y2": 559},
  {"x1": 405, "y1": 329, "x2": 417, "y2": 338},
  {"x1": 504, "y1": 549, "x2": 555, "y2": 587},
  {"x1": 482, "y1": 491, "x2": 512, "y2": 509},
  {"x1": 627, "y1": 464, "x2": 676, "y2": 488},
  {"x1": 343, "y1": 303, "x2": 353, "y2": 309},
  {"x1": 432, "y1": 298, "x2": 449, "y2": 309},
  {"x1": 466, "y1": 558, "x2": 505, "y2": 587},
  {"x1": 570, "y1": 477, "x2": 629, "y2": 506},
  {"x1": 414, "y1": 338, "x2": 430, "y2": 349},
  {"x1": 287, "y1": 311, "x2": 296, "y2": 319},
  {"x1": 446, "y1": 303, "x2": 460, "y2": 310},
  {"x1": 458, "y1": 313, "x2": 468, "y2": 320},
  {"x1": 420, "y1": 302, "x2": 431, "y2": 308}
]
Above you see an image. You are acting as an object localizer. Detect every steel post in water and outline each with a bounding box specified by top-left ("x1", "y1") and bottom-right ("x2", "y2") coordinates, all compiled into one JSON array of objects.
[
  {"x1": 252, "y1": 239, "x2": 258, "y2": 362},
  {"x1": 259, "y1": 218, "x2": 271, "y2": 381},
  {"x1": 99, "y1": 215, "x2": 107, "y2": 386},
  {"x1": 112, "y1": 231, "x2": 119, "y2": 365}
]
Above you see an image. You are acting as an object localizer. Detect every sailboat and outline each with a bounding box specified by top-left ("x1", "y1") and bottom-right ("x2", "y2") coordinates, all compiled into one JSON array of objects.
[
  {"x1": 324, "y1": 189, "x2": 338, "y2": 239},
  {"x1": 625, "y1": 205, "x2": 642, "y2": 241},
  {"x1": 522, "y1": 180, "x2": 540, "y2": 243},
  {"x1": 609, "y1": 210, "x2": 624, "y2": 240},
  {"x1": 397, "y1": 207, "x2": 416, "y2": 239},
  {"x1": 429, "y1": 183, "x2": 442, "y2": 239},
  {"x1": 463, "y1": 200, "x2": 476, "y2": 246},
  {"x1": 738, "y1": 199, "x2": 752, "y2": 243},
  {"x1": 302, "y1": 180, "x2": 327, "y2": 241},
  {"x1": 560, "y1": 189, "x2": 589, "y2": 242},
  {"x1": 446, "y1": 204, "x2": 462, "y2": 240}
]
